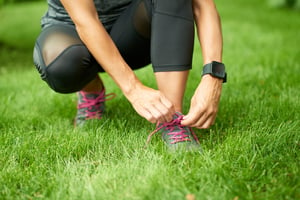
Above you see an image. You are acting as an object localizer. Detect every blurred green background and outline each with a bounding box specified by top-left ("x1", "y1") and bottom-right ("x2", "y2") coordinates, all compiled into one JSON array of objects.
[
  {"x1": 0, "y1": 0, "x2": 299, "y2": 50},
  {"x1": 0, "y1": 1, "x2": 299, "y2": 199}
]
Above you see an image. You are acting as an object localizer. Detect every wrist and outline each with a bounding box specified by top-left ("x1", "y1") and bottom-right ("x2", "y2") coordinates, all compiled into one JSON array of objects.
[
  {"x1": 202, "y1": 74, "x2": 223, "y2": 84},
  {"x1": 106, "y1": 61, "x2": 141, "y2": 97},
  {"x1": 202, "y1": 61, "x2": 227, "y2": 83},
  {"x1": 121, "y1": 75, "x2": 142, "y2": 97}
]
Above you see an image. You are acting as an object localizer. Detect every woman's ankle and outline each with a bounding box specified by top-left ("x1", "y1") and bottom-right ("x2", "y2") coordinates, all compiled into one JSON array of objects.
[{"x1": 81, "y1": 76, "x2": 104, "y2": 93}]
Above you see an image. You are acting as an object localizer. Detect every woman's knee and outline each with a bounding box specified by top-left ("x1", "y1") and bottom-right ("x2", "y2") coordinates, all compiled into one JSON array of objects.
[{"x1": 34, "y1": 44, "x2": 99, "y2": 93}]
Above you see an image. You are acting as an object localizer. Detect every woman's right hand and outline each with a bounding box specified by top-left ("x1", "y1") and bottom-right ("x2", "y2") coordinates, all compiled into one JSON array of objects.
[{"x1": 126, "y1": 83, "x2": 175, "y2": 123}]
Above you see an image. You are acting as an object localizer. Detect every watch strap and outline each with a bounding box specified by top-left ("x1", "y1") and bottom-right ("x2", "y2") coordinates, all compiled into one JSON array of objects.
[{"x1": 202, "y1": 61, "x2": 227, "y2": 83}]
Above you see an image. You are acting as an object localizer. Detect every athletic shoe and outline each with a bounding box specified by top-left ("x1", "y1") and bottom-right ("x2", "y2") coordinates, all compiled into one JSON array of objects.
[
  {"x1": 74, "y1": 89, "x2": 115, "y2": 127},
  {"x1": 147, "y1": 112, "x2": 201, "y2": 151}
]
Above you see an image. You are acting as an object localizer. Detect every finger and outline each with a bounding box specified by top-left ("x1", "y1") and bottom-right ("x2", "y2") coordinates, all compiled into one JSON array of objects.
[
  {"x1": 147, "y1": 104, "x2": 167, "y2": 123},
  {"x1": 211, "y1": 115, "x2": 217, "y2": 126},
  {"x1": 197, "y1": 109, "x2": 218, "y2": 129},
  {"x1": 194, "y1": 111, "x2": 216, "y2": 129},
  {"x1": 159, "y1": 96, "x2": 175, "y2": 121},
  {"x1": 185, "y1": 111, "x2": 208, "y2": 128},
  {"x1": 199, "y1": 118, "x2": 213, "y2": 129},
  {"x1": 134, "y1": 104, "x2": 157, "y2": 123},
  {"x1": 153, "y1": 103, "x2": 171, "y2": 123},
  {"x1": 195, "y1": 115, "x2": 212, "y2": 129},
  {"x1": 196, "y1": 111, "x2": 213, "y2": 128},
  {"x1": 181, "y1": 110, "x2": 203, "y2": 126}
]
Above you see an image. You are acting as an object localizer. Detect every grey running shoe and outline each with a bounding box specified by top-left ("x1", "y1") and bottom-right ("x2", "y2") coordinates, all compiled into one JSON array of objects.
[
  {"x1": 74, "y1": 89, "x2": 115, "y2": 127},
  {"x1": 147, "y1": 112, "x2": 201, "y2": 151}
]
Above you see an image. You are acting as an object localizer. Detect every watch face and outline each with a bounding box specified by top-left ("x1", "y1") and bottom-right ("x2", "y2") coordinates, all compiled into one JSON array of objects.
[{"x1": 212, "y1": 62, "x2": 225, "y2": 77}]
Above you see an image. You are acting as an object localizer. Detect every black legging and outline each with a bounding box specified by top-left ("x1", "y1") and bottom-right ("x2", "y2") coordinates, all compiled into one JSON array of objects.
[{"x1": 33, "y1": 0, "x2": 195, "y2": 93}]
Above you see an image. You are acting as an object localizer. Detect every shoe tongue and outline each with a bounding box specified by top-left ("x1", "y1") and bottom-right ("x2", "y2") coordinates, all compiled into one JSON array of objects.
[{"x1": 173, "y1": 112, "x2": 183, "y2": 120}]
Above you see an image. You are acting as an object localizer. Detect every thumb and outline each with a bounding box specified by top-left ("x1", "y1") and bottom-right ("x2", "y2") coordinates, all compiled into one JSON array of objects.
[
  {"x1": 181, "y1": 112, "x2": 193, "y2": 126},
  {"x1": 182, "y1": 113, "x2": 190, "y2": 120},
  {"x1": 181, "y1": 108, "x2": 200, "y2": 126}
]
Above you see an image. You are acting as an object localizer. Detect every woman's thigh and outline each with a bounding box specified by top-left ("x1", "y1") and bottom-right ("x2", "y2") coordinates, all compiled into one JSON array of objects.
[
  {"x1": 110, "y1": 0, "x2": 195, "y2": 72},
  {"x1": 109, "y1": 0, "x2": 152, "y2": 70}
]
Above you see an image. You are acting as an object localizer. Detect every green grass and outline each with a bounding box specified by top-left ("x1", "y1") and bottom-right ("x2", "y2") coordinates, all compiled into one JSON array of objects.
[{"x1": 0, "y1": 0, "x2": 299, "y2": 199}]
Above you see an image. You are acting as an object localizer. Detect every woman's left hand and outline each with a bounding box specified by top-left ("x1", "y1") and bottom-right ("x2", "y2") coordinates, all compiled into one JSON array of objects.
[{"x1": 181, "y1": 75, "x2": 223, "y2": 129}]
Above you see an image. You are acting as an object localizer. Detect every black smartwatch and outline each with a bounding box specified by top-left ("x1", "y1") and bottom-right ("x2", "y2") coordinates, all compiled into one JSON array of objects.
[{"x1": 202, "y1": 61, "x2": 227, "y2": 83}]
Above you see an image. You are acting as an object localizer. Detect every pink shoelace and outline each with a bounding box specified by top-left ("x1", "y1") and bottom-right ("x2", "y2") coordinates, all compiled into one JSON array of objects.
[
  {"x1": 146, "y1": 113, "x2": 199, "y2": 145},
  {"x1": 77, "y1": 90, "x2": 116, "y2": 119}
]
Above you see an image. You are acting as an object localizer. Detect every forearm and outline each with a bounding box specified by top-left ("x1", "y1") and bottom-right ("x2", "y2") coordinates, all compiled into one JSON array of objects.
[
  {"x1": 193, "y1": 0, "x2": 223, "y2": 65},
  {"x1": 76, "y1": 21, "x2": 141, "y2": 95},
  {"x1": 181, "y1": 0, "x2": 224, "y2": 128},
  {"x1": 60, "y1": 0, "x2": 141, "y2": 96}
]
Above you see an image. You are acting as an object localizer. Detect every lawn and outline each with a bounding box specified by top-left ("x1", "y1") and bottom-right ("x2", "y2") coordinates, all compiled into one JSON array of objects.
[{"x1": 0, "y1": 0, "x2": 299, "y2": 199}]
